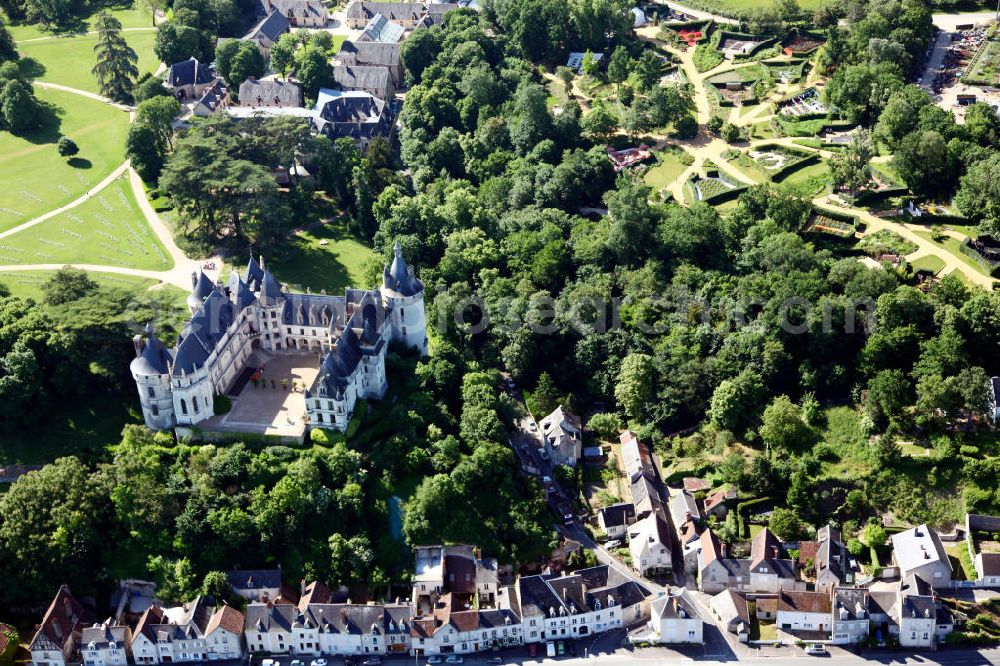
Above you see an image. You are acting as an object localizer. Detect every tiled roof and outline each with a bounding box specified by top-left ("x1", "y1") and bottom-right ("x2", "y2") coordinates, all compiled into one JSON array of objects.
[
  {"x1": 206, "y1": 605, "x2": 244, "y2": 636},
  {"x1": 778, "y1": 590, "x2": 831, "y2": 614}
]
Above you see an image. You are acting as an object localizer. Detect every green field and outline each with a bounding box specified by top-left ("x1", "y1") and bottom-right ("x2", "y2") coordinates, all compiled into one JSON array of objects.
[
  {"x1": 267, "y1": 222, "x2": 377, "y2": 294},
  {"x1": 0, "y1": 269, "x2": 169, "y2": 301},
  {"x1": 686, "y1": 0, "x2": 827, "y2": 15},
  {"x1": 0, "y1": 175, "x2": 173, "y2": 270},
  {"x1": 19, "y1": 30, "x2": 159, "y2": 94},
  {"x1": 0, "y1": 87, "x2": 129, "y2": 232},
  {"x1": 910, "y1": 254, "x2": 946, "y2": 274},
  {"x1": 643, "y1": 149, "x2": 691, "y2": 189},
  {"x1": 913, "y1": 230, "x2": 993, "y2": 278},
  {"x1": 6, "y1": 4, "x2": 155, "y2": 40}
]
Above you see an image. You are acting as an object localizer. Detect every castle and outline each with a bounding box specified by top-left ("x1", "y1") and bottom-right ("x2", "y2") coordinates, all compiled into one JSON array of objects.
[{"x1": 130, "y1": 242, "x2": 427, "y2": 435}]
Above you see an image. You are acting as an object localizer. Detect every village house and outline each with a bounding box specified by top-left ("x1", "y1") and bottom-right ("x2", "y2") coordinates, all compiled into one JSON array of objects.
[
  {"x1": 163, "y1": 58, "x2": 215, "y2": 100},
  {"x1": 895, "y1": 575, "x2": 952, "y2": 649},
  {"x1": 336, "y1": 41, "x2": 404, "y2": 84},
  {"x1": 130, "y1": 598, "x2": 207, "y2": 664},
  {"x1": 333, "y1": 65, "x2": 395, "y2": 101},
  {"x1": 226, "y1": 570, "x2": 298, "y2": 605},
  {"x1": 244, "y1": 602, "x2": 412, "y2": 656},
  {"x1": 627, "y1": 513, "x2": 672, "y2": 577},
  {"x1": 597, "y1": 503, "x2": 636, "y2": 540},
  {"x1": 417, "y1": 2, "x2": 462, "y2": 27},
  {"x1": 815, "y1": 524, "x2": 854, "y2": 592},
  {"x1": 539, "y1": 405, "x2": 582, "y2": 467},
  {"x1": 408, "y1": 597, "x2": 520, "y2": 657},
  {"x1": 630, "y1": 471, "x2": 664, "y2": 520},
  {"x1": 193, "y1": 79, "x2": 229, "y2": 117},
  {"x1": 345, "y1": 1, "x2": 424, "y2": 28},
  {"x1": 313, "y1": 89, "x2": 394, "y2": 151},
  {"x1": 702, "y1": 485, "x2": 737, "y2": 519},
  {"x1": 359, "y1": 13, "x2": 405, "y2": 42},
  {"x1": 709, "y1": 590, "x2": 750, "y2": 642},
  {"x1": 748, "y1": 528, "x2": 799, "y2": 593},
  {"x1": 31, "y1": 586, "x2": 95, "y2": 666},
  {"x1": 238, "y1": 79, "x2": 303, "y2": 108},
  {"x1": 241, "y1": 10, "x2": 289, "y2": 55},
  {"x1": 639, "y1": 593, "x2": 703, "y2": 645},
  {"x1": 975, "y1": 553, "x2": 1000, "y2": 586},
  {"x1": 411, "y1": 544, "x2": 498, "y2": 616},
  {"x1": 505, "y1": 565, "x2": 649, "y2": 644},
  {"x1": 890, "y1": 525, "x2": 952, "y2": 589},
  {"x1": 257, "y1": 0, "x2": 327, "y2": 27},
  {"x1": 776, "y1": 590, "x2": 832, "y2": 635},
  {"x1": 697, "y1": 529, "x2": 749, "y2": 594},
  {"x1": 831, "y1": 588, "x2": 868, "y2": 645},
  {"x1": 80, "y1": 622, "x2": 131, "y2": 666}
]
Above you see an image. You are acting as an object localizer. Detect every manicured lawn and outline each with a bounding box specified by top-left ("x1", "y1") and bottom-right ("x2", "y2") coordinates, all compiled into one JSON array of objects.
[
  {"x1": 776, "y1": 160, "x2": 830, "y2": 196},
  {"x1": 267, "y1": 222, "x2": 376, "y2": 294},
  {"x1": 0, "y1": 269, "x2": 167, "y2": 301},
  {"x1": 19, "y1": 30, "x2": 159, "y2": 94},
  {"x1": 0, "y1": 175, "x2": 173, "y2": 270},
  {"x1": 643, "y1": 149, "x2": 690, "y2": 189},
  {"x1": 910, "y1": 254, "x2": 946, "y2": 274},
  {"x1": 0, "y1": 87, "x2": 129, "y2": 233},
  {"x1": 945, "y1": 543, "x2": 977, "y2": 581},
  {"x1": 7, "y1": 4, "x2": 155, "y2": 40},
  {"x1": 913, "y1": 230, "x2": 993, "y2": 278}
]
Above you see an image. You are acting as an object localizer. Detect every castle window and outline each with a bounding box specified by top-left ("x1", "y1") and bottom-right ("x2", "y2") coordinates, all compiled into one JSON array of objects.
[
  {"x1": 180, "y1": 399, "x2": 188, "y2": 415},
  {"x1": 400, "y1": 308, "x2": 405, "y2": 323},
  {"x1": 287, "y1": 327, "x2": 292, "y2": 334},
  {"x1": 193, "y1": 400, "x2": 199, "y2": 414},
  {"x1": 152, "y1": 405, "x2": 159, "y2": 417},
  {"x1": 402, "y1": 326, "x2": 406, "y2": 335},
  {"x1": 317, "y1": 413, "x2": 324, "y2": 423},
  {"x1": 148, "y1": 386, "x2": 155, "y2": 398}
]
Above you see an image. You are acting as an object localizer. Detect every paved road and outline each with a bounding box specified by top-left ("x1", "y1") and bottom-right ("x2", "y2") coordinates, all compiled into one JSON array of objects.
[
  {"x1": 15, "y1": 26, "x2": 156, "y2": 43},
  {"x1": 653, "y1": 0, "x2": 739, "y2": 24},
  {"x1": 920, "y1": 29, "x2": 952, "y2": 93},
  {"x1": 932, "y1": 12, "x2": 998, "y2": 31}
]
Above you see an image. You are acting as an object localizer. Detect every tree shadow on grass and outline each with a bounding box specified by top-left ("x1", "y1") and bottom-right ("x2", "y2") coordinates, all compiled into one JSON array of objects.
[
  {"x1": 19, "y1": 57, "x2": 46, "y2": 81},
  {"x1": 68, "y1": 157, "x2": 93, "y2": 169},
  {"x1": 16, "y1": 100, "x2": 63, "y2": 145}
]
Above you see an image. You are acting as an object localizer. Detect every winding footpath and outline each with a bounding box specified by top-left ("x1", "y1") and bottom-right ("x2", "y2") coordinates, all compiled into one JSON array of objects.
[{"x1": 1, "y1": 79, "x2": 220, "y2": 291}]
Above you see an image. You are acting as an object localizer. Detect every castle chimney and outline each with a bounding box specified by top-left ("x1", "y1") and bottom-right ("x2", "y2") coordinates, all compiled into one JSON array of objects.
[
  {"x1": 133, "y1": 334, "x2": 145, "y2": 356},
  {"x1": 191, "y1": 271, "x2": 198, "y2": 289},
  {"x1": 301, "y1": 579, "x2": 307, "y2": 597}
]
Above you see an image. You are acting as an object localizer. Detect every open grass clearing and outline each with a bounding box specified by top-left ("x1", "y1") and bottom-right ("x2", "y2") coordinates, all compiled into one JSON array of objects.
[
  {"x1": 0, "y1": 175, "x2": 173, "y2": 270},
  {"x1": 0, "y1": 87, "x2": 129, "y2": 233},
  {"x1": 0, "y1": 269, "x2": 171, "y2": 301},
  {"x1": 19, "y1": 30, "x2": 159, "y2": 94},
  {"x1": 643, "y1": 148, "x2": 691, "y2": 190},
  {"x1": 7, "y1": 4, "x2": 155, "y2": 41},
  {"x1": 267, "y1": 221, "x2": 376, "y2": 295},
  {"x1": 815, "y1": 406, "x2": 873, "y2": 479},
  {"x1": 945, "y1": 542, "x2": 977, "y2": 581}
]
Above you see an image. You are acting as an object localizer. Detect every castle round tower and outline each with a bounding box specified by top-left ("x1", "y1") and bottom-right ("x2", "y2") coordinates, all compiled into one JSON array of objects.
[
  {"x1": 130, "y1": 322, "x2": 176, "y2": 430},
  {"x1": 381, "y1": 241, "x2": 428, "y2": 356}
]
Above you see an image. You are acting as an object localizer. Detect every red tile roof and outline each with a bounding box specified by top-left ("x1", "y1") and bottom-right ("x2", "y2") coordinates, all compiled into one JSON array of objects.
[
  {"x1": 683, "y1": 477, "x2": 710, "y2": 493},
  {"x1": 206, "y1": 605, "x2": 244, "y2": 636}
]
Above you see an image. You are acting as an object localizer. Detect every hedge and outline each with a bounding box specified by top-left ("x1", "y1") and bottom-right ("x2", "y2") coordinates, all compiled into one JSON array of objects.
[
  {"x1": 960, "y1": 238, "x2": 1000, "y2": 277},
  {"x1": 733, "y1": 36, "x2": 781, "y2": 60},
  {"x1": 737, "y1": 497, "x2": 769, "y2": 537},
  {"x1": 852, "y1": 186, "x2": 909, "y2": 206},
  {"x1": 702, "y1": 183, "x2": 749, "y2": 205},
  {"x1": 811, "y1": 206, "x2": 860, "y2": 225},
  {"x1": 770, "y1": 153, "x2": 821, "y2": 182}
]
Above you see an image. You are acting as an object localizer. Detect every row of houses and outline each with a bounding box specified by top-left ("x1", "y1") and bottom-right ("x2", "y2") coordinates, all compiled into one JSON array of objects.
[{"x1": 27, "y1": 546, "x2": 705, "y2": 666}]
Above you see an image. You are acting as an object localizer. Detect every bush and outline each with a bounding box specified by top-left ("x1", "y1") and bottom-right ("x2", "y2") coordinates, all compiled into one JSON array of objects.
[
  {"x1": 674, "y1": 115, "x2": 698, "y2": 139},
  {"x1": 345, "y1": 400, "x2": 368, "y2": 439},
  {"x1": 588, "y1": 412, "x2": 622, "y2": 440},
  {"x1": 311, "y1": 427, "x2": 346, "y2": 446},
  {"x1": 213, "y1": 395, "x2": 232, "y2": 415}
]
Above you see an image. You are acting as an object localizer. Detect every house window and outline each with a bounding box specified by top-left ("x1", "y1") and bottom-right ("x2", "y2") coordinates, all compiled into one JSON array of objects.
[{"x1": 317, "y1": 413, "x2": 323, "y2": 423}]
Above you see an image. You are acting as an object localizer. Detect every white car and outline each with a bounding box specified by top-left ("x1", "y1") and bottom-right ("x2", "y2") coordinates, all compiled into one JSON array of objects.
[
  {"x1": 805, "y1": 643, "x2": 827, "y2": 655},
  {"x1": 445, "y1": 656, "x2": 465, "y2": 664},
  {"x1": 605, "y1": 539, "x2": 622, "y2": 549},
  {"x1": 261, "y1": 660, "x2": 277, "y2": 666},
  {"x1": 311, "y1": 660, "x2": 328, "y2": 666}
]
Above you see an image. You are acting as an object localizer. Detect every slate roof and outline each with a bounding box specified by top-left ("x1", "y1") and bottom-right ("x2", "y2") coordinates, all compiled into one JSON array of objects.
[
  {"x1": 670, "y1": 490, "x2": 701, "y2": 528},
  {"x1": 310, "y1": 294, "x2": 386, "y2": 399},
  {"x1": 652, "y1": 593, "x2": 699, "y2": 620},
  {"x1": 359, "y1": 13, "x2": 405, "y2": 42},
  {"x1": 337, "y1": 41, "x2": 401, "y2": 68},
  {"x1": 239, "y1": 79, "x2": 303, "y2": 107},
  {"x1": 347, "y1": 0, "x2": 424, "y2": 23},
  {"x1": 891, "y1": 525, "x2": 951, "y2": 575},
  {"x1": 599, "y1": 502, "x2": 636, "y2": 529},
  {"x1": 314, "y1": 89, "x2": 392, "y2": 141},
  {"x1": 195, "y1": 79, "x2": 228, "y2": 113},
  {"x1": 978, "y1": 553, "x2": 1000, "y2": 577},
  {"x1": 245, "y1": 255, "x2": 265, "y2": 291},
  {"x1": 816, "y1": 523, "x2": 847, "y2": 582},
  {"x1": 260, "y1": 270, "x2": 284, "y2": 305},
  {"x1": 262, "y1": 0, "x2": 327, "y2": 20},
  {"x1": 166, "y1": 58, "x2": 214, "y2": 88},
  {"x1": 630, "y1": 471, "x2": 664, "y2": 518},
  {"x1": 383, "y1": 241, "x2": 422, "y2": 296},
  {"x1": 80, "y1": 623, "x2": 128, "y2": 649},
  {"x1": 188, "y1": 270, "x2": 215, "y2": 310},
  {"x1": 333, "y1": 65, "x2": 392, "y2": 92},
  {"x1": 244, "y1": 10, "x2": 290, "y2": 42},
  {"x1": 711, "y1": 589, "x2": 750, "y2": 628},
  {"x1": 227, "y1": 569, "x2": 285, "y2": 600},
  {"x1": 173, "y1": 290, "x2": 237, "y2": 375},
  {"x1": 131, "y1": 322, "x2": 174, "y2": 376},
  {"x1": 833, "y1": 588, "x2": 868, "y2": 621}
]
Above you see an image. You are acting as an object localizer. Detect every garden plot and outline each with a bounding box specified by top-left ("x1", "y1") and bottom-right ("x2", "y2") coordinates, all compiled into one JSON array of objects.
[
  {"x1": 805, "y1": 213, "x2": 855, "y2": 239},
  {"x1": 0, "y1": 176, "x2": 172, "y2": 271},
  {"x1": 720, "y1": 38, "x2": 763, "y2": 59},
  {"x1": 728, "y1": 144, "x2": 815, "y2": 180},
  {"x1": 688, "y1": 171, "x2": 740, "y2": 201},
  {"x1": 781, "y1": 32, "x2": 825, "y2": 56},
  {"x1": 779, "y1": 88, "x2": 826, "y2": 116}
]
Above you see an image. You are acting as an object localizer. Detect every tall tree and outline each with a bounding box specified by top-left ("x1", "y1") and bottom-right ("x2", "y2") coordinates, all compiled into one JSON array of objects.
[{"x1": 92, "y1": 12, "x2": 139, "y2": 103}]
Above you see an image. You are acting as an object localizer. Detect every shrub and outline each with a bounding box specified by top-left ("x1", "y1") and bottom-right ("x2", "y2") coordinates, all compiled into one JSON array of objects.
[
  {"x1": 213, "y1": 395, "x2": 232, "y2": 415},
  {"x1": 588, "y1": 412, "x2": 622, "y2": 440},
  {"x1": 311, "y1": 428, "x2": 346, "y2": 446}
]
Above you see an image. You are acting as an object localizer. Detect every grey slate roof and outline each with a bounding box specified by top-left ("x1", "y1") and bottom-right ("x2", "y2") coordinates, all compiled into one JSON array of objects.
[
  {"x1": 383, "y1": 241, "x2": 422, "y2": 296},
  {"x1": 246, "y1": 255, "x2": 265, "y2": 291},
  {"x1": 599, "y1": 502, "x2": 635, "y2": 529},
  {"x1": 337, "y1": 41, "x2": 401, "y2": 68},
  {"x1": 314, "y1": 89, "x2": 392, "y2": 141},
  {"x1": 166, "y1": 58, "x2": 214, "y2": 88},
  {"x1": 347, "y1": 0, "x2": 424, "y2": 22},
  {"x1": 173, "y1": 290, "x2": 237, "y2": 375},
  {"x1": 359, "y1": 13, "x2": 405, "y2": 42},
  {"x1": 817, "y1": 524, "x2": 847, "y2": 582},
  {"x1": 132, "y1": 322, "x2": 174, "y2": 376},
  {"x1": 81, "y1": 623, "x2": 129, "y2": 649},
  {"x1": 244, "y1": 10, "x2": 290, "y2": 42},
  {"x1": 311, "y1": 294, "x2": 385, "y2": 399},
  {"x1": 333, "y1": 65, "x2": 392, "y2": 92},
  {"x1": 188, "y1": 270, "x2": 215, "y2": 309},
  {"x1": 239, "y1": 79, "x2": 303, "y2": 107},
  {"x1": 260, "y1": 270, "x2": 284, "y2": 305},
  {"x1": 196, "y1": 79, "x2": 228, "y2": 113},
  {"x1": 262, "y1": 0, "x2": 326, "y2": 20}
]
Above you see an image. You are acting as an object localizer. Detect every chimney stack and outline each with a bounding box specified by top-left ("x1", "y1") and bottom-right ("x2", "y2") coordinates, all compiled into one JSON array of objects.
[{"x1": 133, "y1": 334, "x2": 145, "y2": 356}]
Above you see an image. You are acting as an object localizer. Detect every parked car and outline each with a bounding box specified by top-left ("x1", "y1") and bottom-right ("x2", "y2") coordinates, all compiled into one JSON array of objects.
[
  {"x1": 488, "y1": 658, "x2": 503, "y2": 664},
  {"x1": 361, "y1": 658, "x2": 382, "y2": 666},
  {"x1": 444, "y1": 656, "x2": 464, "y2": 664},
  {"x1": 557, "y1": 641, "x2": 566, "y2": 655},
  {"x1": 605, "y1": 539, "x2": 622, "y2": 548},
  {"x1": 426, "y1": 657, "x2": 443, "y2": 665},
  {"x1": 291, "y1": 660, "x2": 305, "y2": 666},
  {"x1": 261, "y1": 660, "x2": 277, "y2": 666},
  {"x1": 546, "y1": 642, "x2": 556, "y2": 657},
  {"x1": 538, "y1": 448, "x2": 550, "y2": 460},
  {"x1": 805, "y1": 644, "x2": 827, "y2": 655},
  {"x1": 310, "y1": 660, "x2": 327, "y2": 666}
]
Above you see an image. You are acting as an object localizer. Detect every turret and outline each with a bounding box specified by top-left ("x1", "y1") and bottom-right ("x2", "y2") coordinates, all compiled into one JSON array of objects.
[
  {"x1": 380, "y1": 241, "x2": 427, "y2": 355},
  {"x1": 130, "y1": 322, "x2": 176, "y2": 429}
]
